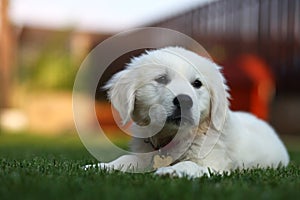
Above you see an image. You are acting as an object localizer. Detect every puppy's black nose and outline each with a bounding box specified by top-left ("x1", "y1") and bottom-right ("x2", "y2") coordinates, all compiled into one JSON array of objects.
[{"x1": 173, "y1": 94, "x2": 193, "y2": 109}]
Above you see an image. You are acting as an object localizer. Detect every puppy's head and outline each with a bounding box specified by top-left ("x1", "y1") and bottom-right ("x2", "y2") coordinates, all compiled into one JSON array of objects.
[{"x1": 104, "y1": 47, "x2": 229, "y2": 132}]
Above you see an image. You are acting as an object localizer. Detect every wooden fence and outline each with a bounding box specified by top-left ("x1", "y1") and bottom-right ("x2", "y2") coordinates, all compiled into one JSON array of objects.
[{"x1": 152, "y1": 0, "x2": 300, "y2": 94}]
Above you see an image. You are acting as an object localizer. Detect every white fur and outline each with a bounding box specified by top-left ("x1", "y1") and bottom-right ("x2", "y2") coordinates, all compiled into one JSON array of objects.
[{"x1": 84, "y1": 47, "x2": 289, "y2": 178}]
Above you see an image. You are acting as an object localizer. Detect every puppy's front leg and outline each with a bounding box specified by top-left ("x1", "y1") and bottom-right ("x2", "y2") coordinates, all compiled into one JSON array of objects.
[
  {"x1": 84, "y1": 155, "x2": 151, "y2": 172},
  {"x1": 155, "y1": 161, "x2": 210, "y2": 178}
]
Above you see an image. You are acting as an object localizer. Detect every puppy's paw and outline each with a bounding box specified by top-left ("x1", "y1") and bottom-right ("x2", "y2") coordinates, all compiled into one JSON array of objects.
[
  {"x1": 155, "y1": 166, "x2": 184, "y2": 178},
  {"x1": 154, "y1": 161, "x2": 210, "y2": 178}
]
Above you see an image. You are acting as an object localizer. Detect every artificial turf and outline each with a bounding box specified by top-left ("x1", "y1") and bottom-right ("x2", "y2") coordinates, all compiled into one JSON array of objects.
[{"x1": 0, "y1": 132, "x2": 299, "y2": 200}]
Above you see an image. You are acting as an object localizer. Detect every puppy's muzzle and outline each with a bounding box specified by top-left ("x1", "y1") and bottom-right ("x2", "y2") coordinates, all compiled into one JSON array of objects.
[
  {"x1": 167, "y1": 94, "x2": 194, "y2": 125},
  {"x1": 173, "y1": 94, "x2": 193, "y2": 109}
]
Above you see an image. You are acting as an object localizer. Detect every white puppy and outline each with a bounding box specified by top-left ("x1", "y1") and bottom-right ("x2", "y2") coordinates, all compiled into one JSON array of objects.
[{"x1": 86, "y1": 47, "x2": 289, "y2": 178}]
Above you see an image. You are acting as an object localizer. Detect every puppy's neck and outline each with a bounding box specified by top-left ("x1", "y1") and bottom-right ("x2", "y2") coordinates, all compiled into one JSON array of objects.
[
  {"x1": 147, "y1": 124, "x2": 179, "y2": 150},
  {"x1": 197, "y1": 117, "x2": 210, "y2": 135}
]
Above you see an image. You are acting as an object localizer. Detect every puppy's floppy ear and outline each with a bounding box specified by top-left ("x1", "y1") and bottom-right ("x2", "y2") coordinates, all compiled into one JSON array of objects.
[
  {"x1": 207, "y1": 65, "x2": 230, "y2": 131},
  {"x1": 103, "y1": 69, "x2": 136, "y2": 125}
]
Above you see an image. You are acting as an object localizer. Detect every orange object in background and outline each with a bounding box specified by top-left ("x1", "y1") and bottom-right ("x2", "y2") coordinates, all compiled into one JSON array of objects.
[
  {"x1": 223, "y1": 54, "x2": 275, "y2": 121},
  {"x1": 95, "y1": 102, "x2": 131, "y2": 140}
]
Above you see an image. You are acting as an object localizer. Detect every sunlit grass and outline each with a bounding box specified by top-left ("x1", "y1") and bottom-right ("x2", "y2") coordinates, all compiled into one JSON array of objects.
[{"x1": 0, "y1": 131, "x2": 299, "y2": 200}]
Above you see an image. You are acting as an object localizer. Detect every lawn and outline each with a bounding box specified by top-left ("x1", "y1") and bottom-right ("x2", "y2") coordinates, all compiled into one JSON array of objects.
[{"x1": 0, "y1": 132, "x2": 300, "y2": 200}]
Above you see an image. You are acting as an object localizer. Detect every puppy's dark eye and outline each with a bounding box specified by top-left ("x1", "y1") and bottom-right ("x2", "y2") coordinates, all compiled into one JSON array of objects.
[
  {"x1": 192, "y1": 79, "x2": 202, "y2": 89},
  {"x1": 155, "y1": 75, "x2": 169, "y2": 85}
]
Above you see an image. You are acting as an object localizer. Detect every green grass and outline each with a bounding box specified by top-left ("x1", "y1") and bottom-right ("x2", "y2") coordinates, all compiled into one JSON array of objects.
[{"x1": 0, "y1": 132, "x2": 300, "y2": 200}]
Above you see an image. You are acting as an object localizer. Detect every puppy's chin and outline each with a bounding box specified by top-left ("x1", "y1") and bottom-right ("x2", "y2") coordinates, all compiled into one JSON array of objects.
[
  {"x1": 166, "y1": 109, "x2": 195, "y2": 126},
  {"x1": 132, "y1": 111, "x2": 195, "y2": 127},
  {"x1": 132, "y1": 114, "x2": 195, "y2": 127},
  {"x1": 166, "y1": 116, "x2": 195, "y2": 126}
]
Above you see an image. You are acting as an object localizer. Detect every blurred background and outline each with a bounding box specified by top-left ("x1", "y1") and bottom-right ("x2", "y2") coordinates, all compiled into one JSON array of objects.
[{"x1": 0, "y1": 0, "x2": 299, "y2": 139}]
